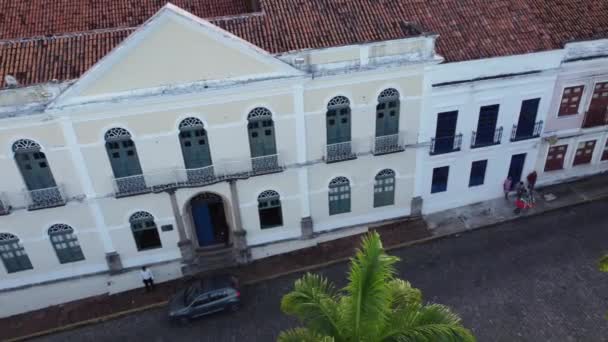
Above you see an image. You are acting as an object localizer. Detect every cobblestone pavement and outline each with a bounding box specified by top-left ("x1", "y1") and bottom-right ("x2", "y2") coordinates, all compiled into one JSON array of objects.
[{"x1": 38, "y1": 200, "x2": 608, "y2": 342}]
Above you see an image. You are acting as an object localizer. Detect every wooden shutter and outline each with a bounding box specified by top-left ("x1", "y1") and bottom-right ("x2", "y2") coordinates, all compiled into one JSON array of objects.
[
  {"x1": 558, "y1": 86, "x2": 584, "y2": 116},
  {"x1": 544, "y1": 145, "x2": 568, "y2": 171},
  {"x1": 584, "y1": 82, "x2": 608, "y2": 128},
  {"x1": 572, "y1": 140, "x2": 596, "y2": 166}
]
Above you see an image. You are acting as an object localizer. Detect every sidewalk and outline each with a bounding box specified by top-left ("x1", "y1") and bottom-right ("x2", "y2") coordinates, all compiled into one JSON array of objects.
[
  {"x1": 426, "y1": 172, "x2": 608, "y2": 236},
  {"x1": 3, "y1": 172, "x2": 608, "y2": 341}
]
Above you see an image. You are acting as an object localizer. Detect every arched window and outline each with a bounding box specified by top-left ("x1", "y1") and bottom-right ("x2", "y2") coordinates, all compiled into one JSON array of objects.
[
  {"x1": 129, "y1": 211, "x2": 162, "y2": 251},
  {"x1": 48, "y1": 224, "x2": 85, "y2": 264},
  {"x1": 376, "y1": 88, "x2": 400, "y2": 138},
  {"x1": 328, "y1": 176, "x2": 351, "y2": 215},
  {"x1": 105, "y1": 128, "x2": 145, "y2": 195},
  {"x1": 247, "y1": 107, "x2": 278, "y2": 172},
  {"x1": 374, "y1": 169, "x2": 396, "y2": 207},
  {"x1": 326, "y1": 96, "x2": 352, "y2": 145},
  {"x1": 0, "y1": 233, "x2": 33, "y2": 273},
  {"x1": 258, "y1": 190, "x2": 283, "y2": 229},
  {"x1": 179, "y1": 118, "x2": 214, "y2": 183},
  {"x1": 12, "y1": 139, "x2": 58, "y2": 191}
]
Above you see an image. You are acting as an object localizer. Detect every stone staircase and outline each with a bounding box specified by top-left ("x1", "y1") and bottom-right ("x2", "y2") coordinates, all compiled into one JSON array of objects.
[{"x1": 186, "y1": 244, "x2": 236, "y2": 275}]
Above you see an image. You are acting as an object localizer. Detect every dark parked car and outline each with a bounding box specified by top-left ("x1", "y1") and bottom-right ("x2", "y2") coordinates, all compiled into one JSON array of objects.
[{"x1": 168, "y1": 275, "x2": 240, "y2": 322}]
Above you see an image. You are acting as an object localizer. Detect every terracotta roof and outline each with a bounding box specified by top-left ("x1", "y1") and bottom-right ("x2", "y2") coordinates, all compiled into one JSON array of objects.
[
  {"x1": 1, "y1": 0, "x2": 608, "y2": 89},
  {"x1": 0, "y1": 0, "x2": 251, "y2": 40}
]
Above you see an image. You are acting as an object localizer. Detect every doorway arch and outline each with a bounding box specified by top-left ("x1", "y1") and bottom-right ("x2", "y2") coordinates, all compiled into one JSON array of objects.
[{"x1": 188, "y1": 192, "x2": 230, "y2": 248}]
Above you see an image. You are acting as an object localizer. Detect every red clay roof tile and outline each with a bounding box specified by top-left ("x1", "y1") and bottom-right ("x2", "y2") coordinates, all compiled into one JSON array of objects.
[{"x1": 1, "y1": 0, "x2": 608, "y2": 89}]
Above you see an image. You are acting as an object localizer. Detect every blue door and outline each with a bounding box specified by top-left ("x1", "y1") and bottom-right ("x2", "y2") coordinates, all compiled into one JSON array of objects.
[{"x1": 192, "y1": 202, "x2": 216, "y2": 247}]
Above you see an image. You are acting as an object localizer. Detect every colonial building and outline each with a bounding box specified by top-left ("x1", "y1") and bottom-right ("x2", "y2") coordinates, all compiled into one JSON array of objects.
[
  {"x1": 537, "y1": 40, "x2": 608, "y2": 186},
  {"x1": 0, "y1": 0, "x2": 606, "y2": 317}
]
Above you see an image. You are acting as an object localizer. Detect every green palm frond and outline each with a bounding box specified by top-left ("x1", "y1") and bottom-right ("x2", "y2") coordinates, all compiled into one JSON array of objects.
[
  {"x1": 278, "y1": 232, "x2": 476, "y2": 342},
  {"x1": 343, "y1": 231, "x2": 399, "y2": 339},
  {"x1": 277, "y1": 328, "x2": 335, "y2": 342},
  {"x1": 382, "y1": 303, "x2": 475, "y2": 342},
  {"x1": 387, "y1": 279, "x2": 422, "y2": 310},
  {"x1": 280, "y1": 273, "x2": 341, "y2": 337},
  {"x1": 599, "y1": 254, "x2": 608, "y2": 272}
]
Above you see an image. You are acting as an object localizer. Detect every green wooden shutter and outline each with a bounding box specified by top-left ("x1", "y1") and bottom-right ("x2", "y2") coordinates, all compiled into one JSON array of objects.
[
  {"x1": 329, "y1": 177, "x2": 351, "y2": 215},
  {"x1": 327, "y1": 96, "x2": 352, "y2": 145},
  {"x1": 0, "y1": 234, "x2": 33, "y2": 273},
  {"x1": 374, "y1": 169, "x2": 396, "y2": 207},
  {"x1": 105, "y1": 128, "x2": 143, "y2": 178},
  {"x1": 248, "y1": 108, "x2": 277, "y2": 158},
  {"x1": 376, "y1": 89, "x2": 400, "y2": 137},
  {"x1": 13, "y1": 139, "x2": 57, "y2": 190}
]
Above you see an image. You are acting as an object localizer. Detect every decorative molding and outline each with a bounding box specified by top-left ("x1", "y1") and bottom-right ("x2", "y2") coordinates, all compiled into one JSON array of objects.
[
  {"x1": 12, "y1": 139, "x2": 41, "y2": 152},
  {"x1": 247, "y1": 107, "x2": 273, "y2": 121},
  {"x1": 178, "y1": 117, "x2": 205, "y2": 130},
  {"x1": 104, "y1": 127, "x2": 132, "y2": 141},
  {"x1": 327, "y1": 96, "x2": 350, "y2": 109},
  {"x1": 48, "y1": 224, "x2": 74, "y2": 234},
  {"x1": 329, "y1": 176, "x2": 350, "y2": 186},
  {"x1": 378, "y1": 88, "x2": 400, "y2": 101}
]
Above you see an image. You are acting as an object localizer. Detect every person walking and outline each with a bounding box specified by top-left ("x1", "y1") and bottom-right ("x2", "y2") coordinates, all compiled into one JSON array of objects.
[
  {"x1": 503, "y1": 176, "x2": 512, "y2": 200},
  {"x1": 516, "y1": 181, "x2": 526, "y2": 199},
  {"x1": 140, "y1": 266, "x2": 155, "y2": 292},
  {"x1": 527, "y1": 170, "x2": 537, "y2": 192}
]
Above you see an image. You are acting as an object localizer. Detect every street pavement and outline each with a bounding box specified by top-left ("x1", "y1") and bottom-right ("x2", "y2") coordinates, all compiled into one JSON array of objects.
[{"x1": 37, "y1": 199, "x2": 608, "y2": 342}]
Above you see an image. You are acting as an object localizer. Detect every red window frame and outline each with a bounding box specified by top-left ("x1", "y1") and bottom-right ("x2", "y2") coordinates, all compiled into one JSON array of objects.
[
  {"x1": 572, "y1": 140, "x2": 596, "y2": 166},
  {"x1": 558, "y1": 85, "x2": 584, "y2": 116},
  {"x1": 544, "y1": 145, "x2": 568, "y2": 171}
]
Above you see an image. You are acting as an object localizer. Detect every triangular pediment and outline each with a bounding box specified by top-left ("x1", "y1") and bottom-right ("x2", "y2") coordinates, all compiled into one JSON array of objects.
[{"x1": 55, "y1": 4, "x2": 301, "y2": 104}]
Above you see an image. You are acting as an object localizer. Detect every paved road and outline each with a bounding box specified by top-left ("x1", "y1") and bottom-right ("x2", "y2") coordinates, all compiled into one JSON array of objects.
[{"x1": 39, "y1": 200, "x2": 608, "y2": 342}]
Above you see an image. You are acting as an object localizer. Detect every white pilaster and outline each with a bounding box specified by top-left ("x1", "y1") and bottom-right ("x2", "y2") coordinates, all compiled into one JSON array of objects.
[
  {"x1": 293, "y1": 84, "x2": 311, "y2": 217},
  {"x1": 60, "y1": 117, "x2": 115, "y2": 253}
]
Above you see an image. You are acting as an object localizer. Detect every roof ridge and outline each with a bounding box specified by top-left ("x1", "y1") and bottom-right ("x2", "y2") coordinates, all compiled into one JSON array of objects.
[{"x1": 0, "y1": 27, "x2": 137, "y2": 45}]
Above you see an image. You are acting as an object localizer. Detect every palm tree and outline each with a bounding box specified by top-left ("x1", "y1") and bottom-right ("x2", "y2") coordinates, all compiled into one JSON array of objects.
[{"x1": 278, "y1": 232, "x2": 475, "y2": 342}]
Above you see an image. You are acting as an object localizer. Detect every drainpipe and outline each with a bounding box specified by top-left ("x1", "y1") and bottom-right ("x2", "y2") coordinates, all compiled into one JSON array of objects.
[{"x1": 229, "y1": 180, "x2": 250, "y2": 264}]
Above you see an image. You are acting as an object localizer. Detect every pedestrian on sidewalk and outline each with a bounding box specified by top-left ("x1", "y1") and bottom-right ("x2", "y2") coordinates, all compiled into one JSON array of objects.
[
  {"x1": 527, "y1": 170, "x2": 537, "y2": 192},
  {"x1": 516, "y1": 181, "x2": 526, "y2": 199},
  {"x1": 140, "y1": 266, "x2": 155, "y2": 292},
  {"x1": 503, "y1": 176, "x2": 512, "y2": 200}
]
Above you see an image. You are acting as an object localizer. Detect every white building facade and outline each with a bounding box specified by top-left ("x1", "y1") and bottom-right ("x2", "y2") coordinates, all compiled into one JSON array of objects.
[{"x1": 0, "y1": 5, "x2": 437, "y2": 317}]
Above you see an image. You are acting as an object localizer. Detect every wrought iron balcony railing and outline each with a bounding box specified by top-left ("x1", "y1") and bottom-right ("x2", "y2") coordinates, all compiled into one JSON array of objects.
[
  {"x1": 325, "y1": 141, "x2": 357, "y2": 163},
  {"x1": 471, "y1": 127, "x2": 502, "y2": 148},
  {"x1": 112, "y1": 174, "x2": 150, "y2": 198},
  {"x1": 25, "y1": 185, "x2": 66, "y2": 210},
  {"x1": 430, "y1": 134, "x2": 462, "y2": 155},
  {"x1": 251, "y1": 154, "x2": 282, "y2": 175},
  {"x1": 111, "y1": 154, "x2": 284, "y2": 197},
  {"x1": 372, "y1": 133, "x2": 405, "y2": 155},
  {"x1": 0, "y1": 193, "x2": 10, "y2": 215},
  {"x1": 510, "y1": 121, "x2": 543, "y2": 142}
]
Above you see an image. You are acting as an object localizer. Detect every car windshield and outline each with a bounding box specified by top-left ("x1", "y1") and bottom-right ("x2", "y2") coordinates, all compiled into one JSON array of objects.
[{"x1": 184, "y1": 285, "x2": 201, "y2": 306}]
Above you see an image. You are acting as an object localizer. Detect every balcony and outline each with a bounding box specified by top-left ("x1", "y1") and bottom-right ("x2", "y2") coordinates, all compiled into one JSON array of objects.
[
  {"x1": 251, "y1": 154, "x2": 283, "y2": 175},
  {"x1": 430, "y1": 134, "x2": 462, "y2": 155},
  {"x1": 510, "y1": 121, "x2": 543, "y2": 142},
  {"x1": 112, "y1": 174, "x2": 151, "y2": 198},
  {"x1": 372, "y1": 133, "x2": 405, "y2": 155},
  {"x1": 25, "y1": 185, "x2": 66, "y2": 210},
  {"x1": 325, "y1": 141, "x2": 357, "y2": 163},
  {"x1": 471, "y1": 127, "x2": 502, "y2": 149},
  {"x1": 111, "y1": 154, "x2": 284, "y2": 197},
  {"x1": 0, "y1": 193, "x2": 10, "y2": 215},
  {"x1": 582, "y1": 110, "x2": 608, "y2": 129}
]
